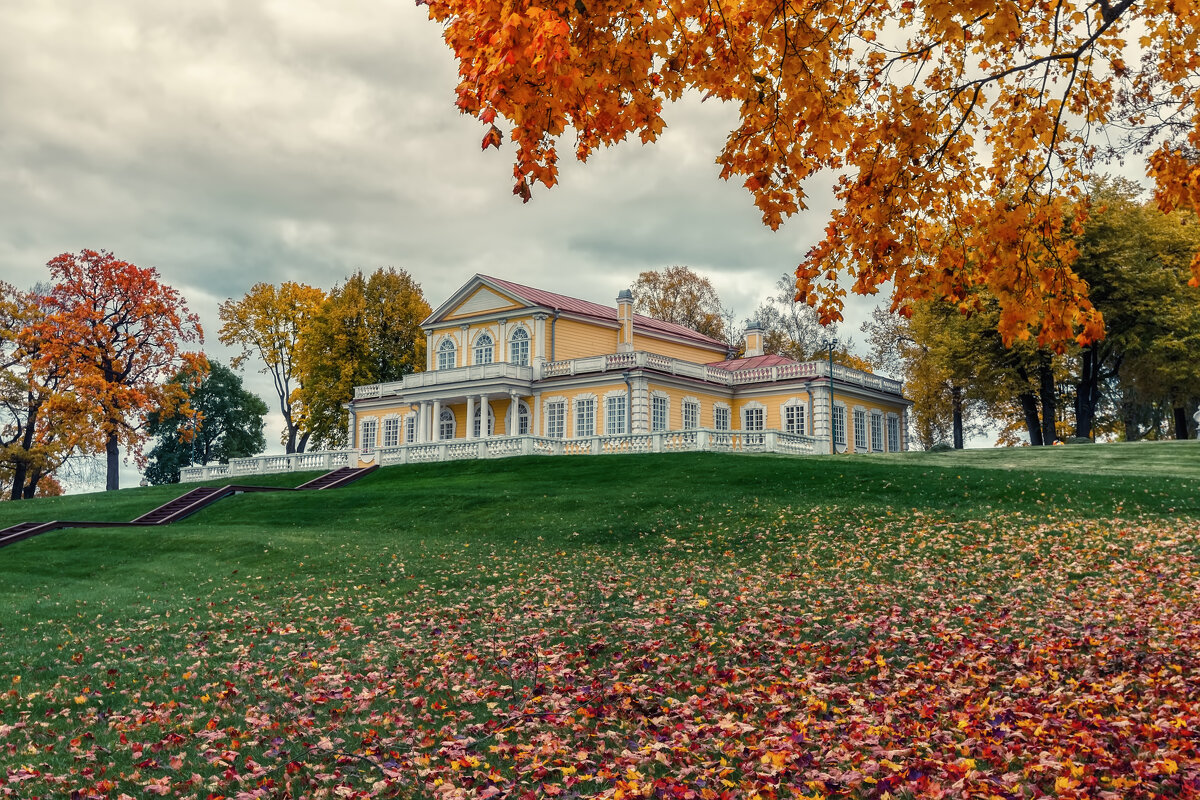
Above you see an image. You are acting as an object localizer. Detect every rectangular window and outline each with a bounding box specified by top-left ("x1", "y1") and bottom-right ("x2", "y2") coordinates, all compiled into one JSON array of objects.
[
  {"x1": 887, "y1": 416, "x2": 900, "y2": 452},
  {"x1": 833, "y1": 406, "x2": 846, "y2": 446},
  {"x1": 683, "y1": 401, "x2": 699, "y2": 429},
  {"x1": 360, "y1": 419, "x2": 377, "y2": 453},
  {"x1": 871, "y1": 413, "x2": 884, "y2": 452},
  {"x1": 574, "y1": 398, "x2": 595, "y2": 437},
  {"x1": 714, "y1": 405, "x2": 730, "y2": 430},
  {"x1": 405, "y1": 416, "x2": 416, "y2": 443},
  {"x1": 606, "y1": 395, "x2": 627, "y2": 435},
  {"x1": 651, "y1": 396, "x2": 668, "y2": 432},
  {"x1": 743, "y1": 407, "x2": 765, "y2": 431},
  {"x1": 546, "y1": 401, "x2": 565, "y2": 439},
  {"x1": 382, "y1": 417, "x2": 399, "y2": 447},
  {"x1": 784, "y1": 404, "x2": 805, "y2": 435},
  {"x1": 853, "y1": 409, "x2": 866, "y2": 451}
]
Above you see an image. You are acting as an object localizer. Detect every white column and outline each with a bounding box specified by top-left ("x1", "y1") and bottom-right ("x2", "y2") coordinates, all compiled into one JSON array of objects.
[
  {"x1": 465, "y1": 396, "x2": 476, "y2": 440},
  {"x1": 479, "y1": 394, "x2": 490, "y2": 437},
  {"x1": 420, "y1": 401, "x2": 431, "y2": 443},
  {"x1": 509, "y1": 391, "x2": 518, "y2": 435},
  {"x1": 431, "y1": 399, "x2": 442, "y2": 441}
]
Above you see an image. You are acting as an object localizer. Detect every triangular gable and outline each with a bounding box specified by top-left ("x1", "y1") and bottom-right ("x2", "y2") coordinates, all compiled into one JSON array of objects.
[
  {"x1": 424, "y1": 275, "x2": 533, "y2": 325},
  {"x1": 444, "y1": 286, "x2": 524, "y2": 319}
]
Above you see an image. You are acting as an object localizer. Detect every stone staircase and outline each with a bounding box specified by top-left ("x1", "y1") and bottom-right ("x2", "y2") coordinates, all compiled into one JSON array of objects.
[{"x1": 0, "y1": 465, "x2": 379, "y2": 550}]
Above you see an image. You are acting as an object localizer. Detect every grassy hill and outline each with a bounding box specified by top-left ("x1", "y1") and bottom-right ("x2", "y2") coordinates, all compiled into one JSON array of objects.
[{"x1": 1, "y1": 443, "x2": 1198, "y2": 798}]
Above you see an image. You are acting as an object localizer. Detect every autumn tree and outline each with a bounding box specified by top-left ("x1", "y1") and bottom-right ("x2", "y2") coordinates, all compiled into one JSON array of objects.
[
  {"x1": 298, "y1": 268, "x2": 431, "y2": 448},
  {"x1": 750, "y1": 274, "x2": 839, "y2": 361},
  {"x1": 422, "y1": 0, "x2": 1200, "y2": 346},
  {"x1": 218, "y1": 282, "x2": 325, "y2": 454},
  {"x1": 0, "y1": 283, "x2": 97, "y2": 499},
  {"x1": 144, "y1": 361, "x2": 268, "y2": 485},
  {"x1": 33, "y1": 251, "x2": 205, "y2": 491},
  {"x1": 632, "y1": 266, "x2": 726, "y2": 341},
  {"x1": 1066, "y1": 180, "x2": 1200, "y2": 440}
]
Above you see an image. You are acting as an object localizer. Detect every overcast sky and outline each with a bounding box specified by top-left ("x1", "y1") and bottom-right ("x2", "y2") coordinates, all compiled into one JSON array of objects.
[{"x1": 4, "y1": 0, "x2": 890, "y2": 489}]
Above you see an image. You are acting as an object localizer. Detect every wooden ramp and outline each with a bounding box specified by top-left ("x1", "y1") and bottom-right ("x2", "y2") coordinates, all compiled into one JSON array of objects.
[{"x1": 0, "y1": 466, "x2": 378, "y2": 550}]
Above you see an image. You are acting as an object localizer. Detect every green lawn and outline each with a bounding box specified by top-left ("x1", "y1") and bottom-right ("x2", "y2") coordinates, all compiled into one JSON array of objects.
[{"x1": 1, "y1": 443, "x2": 1198, "y2": 799}]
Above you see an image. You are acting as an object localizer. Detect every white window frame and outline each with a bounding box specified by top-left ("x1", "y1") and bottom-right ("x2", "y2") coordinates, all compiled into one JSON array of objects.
[
  {"x1": 714, "y1": 403, "x2": 731, "y2": 431},
  {"x1": 360, "y1": 418, "x2": 378, "y2": 453},
  {"x1": 439, "y1": 408, "x2": 456, "y2": 440},
  {"x1": 605, "y1": 392, "x2": 627, "y2": 435},
  {"x1": 887, "y1": 413, "x2": 901, "y2": 452},
  {"x1": 573, "y1": 395, "x2": 596, "y2": 438},
  {"x1": 404, "y1": 414, "x2": 417, "y2": 444},
  {"x1": 651, "y1": 393, "x2": 669, "y2": 432},
  {"x1": 742, "y1": 403, "x2": 766, "y2": 431},
  {"x1": 782, "y1": 400, "x2": 805, "y2": 435},
  {"x1": 509, "y1": 327, "x2": 530, "y2": 366},
  {"x1": 517, "y1": 401, "x2": 531, "y2": 435},
  {"x1": 682, "y1": 397, "x2": 700, "y2": 430},
  {"x1": 853, "y1": 407, "x2": 867, "y2": 451},
  {"x1": 833, "y1": 403, "x2": 847, "y2": 447},
  {"x1": 473, "y1": 332, "x2": 494, "y2": 365},
  {"x1": 871, "y1": 411, "x2": 884, "y2": 452},
  {"x1": 545, "y1": 397, "x2": 566, "y2": 439},
  {"x1": 382, "y1": 416, "x2": 400, "y2": 448},
  {"x1": 436, "y1": 338, "x2": 457, "y2": 371}
]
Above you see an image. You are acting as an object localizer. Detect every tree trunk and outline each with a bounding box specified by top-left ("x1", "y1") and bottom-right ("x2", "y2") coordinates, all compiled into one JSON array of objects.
[
  {"x1": 106, "y1": 430, "x2": 120, "y2": 491},
  {"x1": 1120, "y1": 400, "x2": 1141, "y2": 441},
  {"x1": 951, "y1": 385, "x2": 964, "y2": 449},
  {"x1": 1019, "y1": 392, "x2": 1044, "y2": 446},
  {"x1": 285, "y1": 423, "x2": 297, "y2": 454},
  {"x1": 22, "y1": 467, "x2": 44, "y2": 499},
  {"x1": 297, "y1": 430, "x2": 311, "y2": 454},
  {"x1": 1038, "y1": 352, "x2": 1057, "y2": 445},
  {"x1": 1074, "y1": 346, "x2": 1099, "y2": 439},
  {"x1": 10, "y1": 393, "x2": 43, "y2": 501},
  {"x1": 1173, "y1": 406, "x2": 1190, "y2": 440}
]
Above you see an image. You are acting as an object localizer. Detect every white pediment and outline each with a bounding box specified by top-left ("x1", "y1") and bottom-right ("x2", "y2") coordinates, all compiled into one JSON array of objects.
[{"x1": 449, "y1": 286, "x2": 521, "y2": 317}]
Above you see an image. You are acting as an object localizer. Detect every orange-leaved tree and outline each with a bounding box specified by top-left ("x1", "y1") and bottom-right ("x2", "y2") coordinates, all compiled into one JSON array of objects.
[
  {"x1": 34, "y1": 250, "x2": 206, "y2": 491},
  {"x1": 0, "y1": 282, "x2": 100, "y2": 499},
  {"x1": 420, "y1": 0, "x2": 1200, "y2": 347}
]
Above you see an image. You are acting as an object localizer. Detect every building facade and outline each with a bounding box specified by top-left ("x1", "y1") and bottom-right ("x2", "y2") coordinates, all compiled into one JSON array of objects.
[{"x1": 346, "y1": 275, "x2": 909, "y2": 465}]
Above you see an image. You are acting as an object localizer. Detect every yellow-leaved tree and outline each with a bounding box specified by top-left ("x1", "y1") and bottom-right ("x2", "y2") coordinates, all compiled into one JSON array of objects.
[
  {"x1": 419, "y1": 0, "x2": 1200, "y2": 347},
  {"x1": 218, "y1": 282, "x2": 326, "y2": 454}
]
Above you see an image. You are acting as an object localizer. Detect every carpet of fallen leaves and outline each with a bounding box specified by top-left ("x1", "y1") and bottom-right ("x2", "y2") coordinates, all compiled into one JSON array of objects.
[{"x1": 2, "y1": 508, "x2": 1199, "y2": 799}]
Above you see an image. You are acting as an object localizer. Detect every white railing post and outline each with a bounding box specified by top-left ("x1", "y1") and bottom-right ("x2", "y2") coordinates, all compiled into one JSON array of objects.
[
  {"x1": 652, "y1": 433, "x2": 663, "y2": 453},
  {"x1": 765, "y1": 431, "x2": 778, "y2": 452}
]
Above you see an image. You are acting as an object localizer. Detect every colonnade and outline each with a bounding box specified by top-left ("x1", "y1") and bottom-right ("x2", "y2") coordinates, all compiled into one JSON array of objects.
[{"x1": 411, "y1": 390, "x2": 529, "y2": 443}]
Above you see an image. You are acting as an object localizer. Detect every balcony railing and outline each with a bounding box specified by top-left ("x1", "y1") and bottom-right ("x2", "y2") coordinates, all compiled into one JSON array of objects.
[
  {"x1": 542, "y1": 351, "x2": 902, "y2": 394},
  {"x1": 353, "y1": 353, "x2": 901, "y2": 401},
  {"x1": 178, "y1": 431, "x2": 822, "y2": 482},
  {"x1": 355, "y1": 363, "x2": 534, "y2": 399}
]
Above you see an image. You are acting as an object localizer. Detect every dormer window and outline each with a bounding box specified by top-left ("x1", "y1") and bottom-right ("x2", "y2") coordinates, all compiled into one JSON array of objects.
[
  {"x1": 437, "y1": 339, "x2": 456, "y2": 370},
  {"x1": 474, "y1": 332, "x2": 494, "y2": 365}
]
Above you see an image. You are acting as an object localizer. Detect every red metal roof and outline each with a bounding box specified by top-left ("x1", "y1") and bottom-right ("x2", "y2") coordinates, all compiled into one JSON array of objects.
[
  {"x1": 707, "y1": 353, "x2": 800, "y2": 372},
  {"x1": 480, "y1": 275, "x2": 729, "y2": 351}
]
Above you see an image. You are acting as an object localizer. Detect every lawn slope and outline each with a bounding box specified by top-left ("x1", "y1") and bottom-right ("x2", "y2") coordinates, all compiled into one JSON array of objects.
[{"x1": 1, "y1": 444, "x2": 1198, "y2": 799}]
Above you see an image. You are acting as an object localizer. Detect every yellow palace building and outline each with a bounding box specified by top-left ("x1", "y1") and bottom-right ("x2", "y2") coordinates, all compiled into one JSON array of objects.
[{"x1": 181, "y1": 274, "x2": 909, "y2": 482}]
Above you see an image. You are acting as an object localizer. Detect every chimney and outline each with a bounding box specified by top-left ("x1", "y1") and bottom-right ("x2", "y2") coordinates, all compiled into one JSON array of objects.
[
  {"x1": 616, "y1": 289, "x2": 634, "y2": 353},
  {"x1": 744, "y1": 321, "x2": 764, "y2": 357}
]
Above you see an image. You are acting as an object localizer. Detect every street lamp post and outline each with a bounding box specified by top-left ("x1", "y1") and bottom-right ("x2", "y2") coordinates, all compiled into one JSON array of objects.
[{"x1": 822, "y1": 337, "x2": 838, "y2": 454}]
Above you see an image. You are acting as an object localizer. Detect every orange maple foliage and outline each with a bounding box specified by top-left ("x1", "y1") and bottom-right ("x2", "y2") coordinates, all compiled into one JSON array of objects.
[
  {"x1": 420, "y1": 0, "x2": 1200, "y2": 346},
  {"x1": 33, "y1": 250, "x2": 206, "y2": 491}
]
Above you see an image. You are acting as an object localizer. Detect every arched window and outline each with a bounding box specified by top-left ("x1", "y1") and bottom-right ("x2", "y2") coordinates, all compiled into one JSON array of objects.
[
  {"x1": 437, "y1": 338, "x2": 456, "y2": 371},
  {"x1": 518, "y1": 401, "x2": 531, "y2": 435},
  {"x1": 473, "y1": 403, "x2": 495, "y2": 437},
  {"x1": 439, "y1": 408, "x2": 456, "y2": 440},
  {"x1": 474, "y1": 332, "x2": 494, "y2": 365},
  {"x1": 509, "y1": 328, "x2": 530, "y2": 366}
]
